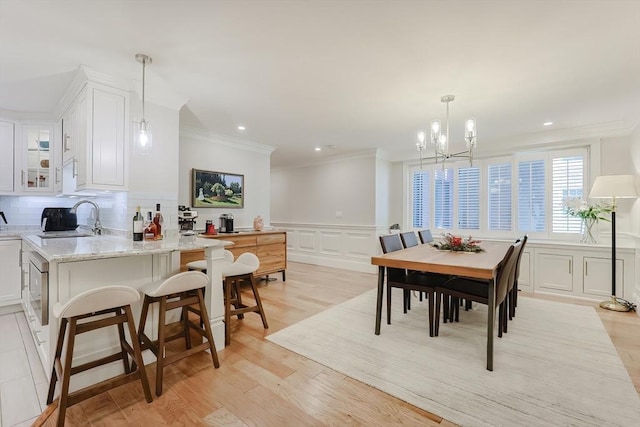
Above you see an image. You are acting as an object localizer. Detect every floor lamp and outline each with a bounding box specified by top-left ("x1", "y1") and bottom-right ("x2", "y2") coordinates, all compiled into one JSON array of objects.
[{"x1": 589, "y1": 175, "x2": 639, "y2": 312}]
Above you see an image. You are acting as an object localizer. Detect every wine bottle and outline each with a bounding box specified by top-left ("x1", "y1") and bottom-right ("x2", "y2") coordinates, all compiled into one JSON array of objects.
[
  {"x1": 153, "y1": 203, "x2": 164, "y2": 240},
  {"x1": 132, "y1": 206, "x2": 144, "y2": 241}
]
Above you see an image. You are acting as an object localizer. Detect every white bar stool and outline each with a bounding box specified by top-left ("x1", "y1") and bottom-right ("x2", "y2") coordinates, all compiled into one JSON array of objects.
[
  {"x1": 137, "y1": 271, "x2": 220, "y2": 397},
  {"x1": 222, "y1": 252, "x2": 269, "y2": 345},
  {"x1": 46, "y1": 286, "x2": 152, "y2": 426}
]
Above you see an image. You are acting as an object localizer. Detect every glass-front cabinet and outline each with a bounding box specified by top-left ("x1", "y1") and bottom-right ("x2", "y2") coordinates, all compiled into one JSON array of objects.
[{"x1": 21, "y1": 124, "x2": 57, "y2": 193}]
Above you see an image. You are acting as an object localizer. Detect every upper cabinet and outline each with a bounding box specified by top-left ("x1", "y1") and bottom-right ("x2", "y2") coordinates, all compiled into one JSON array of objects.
[
  {"x1": 21, "y1": 124, "x2": 59, "y2": 193},
  {"x1": 59, "y1": 67, "x2": 130, "y2": 192},
  {"x1": 0, "y1": 120, "x2": 59, "y2": 195},
  {"x1": 0, "y1": 120, "x2": 15, "y2": 192}
]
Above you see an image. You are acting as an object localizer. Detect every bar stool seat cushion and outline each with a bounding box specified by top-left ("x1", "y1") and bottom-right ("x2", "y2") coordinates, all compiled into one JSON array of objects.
[
  {"x1": 140, "y1": 271, "x2": 210, "y2": 297},
  {"x1": 53, "y1": 286, "x2": 140, "y2": 319},
  {"x1": 186, "y1": 250, "x2": 235, "y2": 271},
  {"x1": 222, "y1": 253, "x2": 259, "y2": 277}
]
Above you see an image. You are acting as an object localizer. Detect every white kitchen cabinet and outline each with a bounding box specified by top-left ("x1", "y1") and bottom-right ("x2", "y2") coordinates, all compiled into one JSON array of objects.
[
  {"x1": 62, "y1": 82, "x2": 129, "y2": 192},
  {"x1": 582, "y1": 256, "x2": 624, "y2": 298},
  {"x1": 0, "y1": 239, "x2": 23, "y2": 305},
  {"x1": 61, "y1": 91, "x2": 82, "y2": 164},
  {"x1": 0, "y1": 120, "x2": 15, "y2": 192},
  {"x1": 20, "y1": 124, "x2": 58, "y2": 193},
  {"x1": 535, "y1": 251, "x2": 575, "y2": 293},
  {"x1": 0, "y1": 121, "x2": 59, "y2": 195}
]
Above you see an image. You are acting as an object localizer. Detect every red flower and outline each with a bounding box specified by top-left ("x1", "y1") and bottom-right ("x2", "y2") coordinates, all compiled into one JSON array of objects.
[{"x1": 451, "y1": 237, "x2": 462, "y2": 247}]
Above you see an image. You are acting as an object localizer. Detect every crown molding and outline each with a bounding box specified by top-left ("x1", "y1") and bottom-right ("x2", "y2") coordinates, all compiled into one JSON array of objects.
[{"x1": 180, "y1": 125, "x2": 275, "y2": 155}]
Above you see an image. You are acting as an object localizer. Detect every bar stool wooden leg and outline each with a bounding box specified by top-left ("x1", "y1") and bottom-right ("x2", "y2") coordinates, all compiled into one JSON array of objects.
[
  {"x1": 57, "y1": 318, "x2": 77, "y2": 427},
  {"x1": 117, "y1": 318, "x2": 131, "y2": 374},
  {"x1": 197, "y1": 288, "x2": 220, "y2": 368},
  {"x1": 182, "y1": 295, "x2": 192, "y2": 350},
  {"x1": 247, "y1": 275, "x2": 268, "y2": 329},
  {"x1": 47, "y1": 318, "x2": 67, "y2": 405},
  {"x1": 224, "y1": 277, "x2": 233, "y2": 346},
  {"x1": 155, "y1": 296, "x2": 167, "y2": 397},
  {"x1": 123, "y1": 305, "x2": 153, "y2": 403},
  {"x1": 233, "y1": 280, "x2": 245, "y2": 319}
]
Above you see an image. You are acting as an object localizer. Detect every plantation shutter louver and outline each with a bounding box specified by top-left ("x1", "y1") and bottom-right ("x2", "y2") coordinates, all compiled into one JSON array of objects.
[
  {"x1": 518, "y1": 159, "x2": 546, "y2": 232},
  {"x1": 434, "y1": 168, "x2": 453, "y2": 229},
  {"x1": 458, "y1": 166, "x2": 480, "y2": 229},
  {"x1": 488, "y1": 163, "x2": 512, "y2": 231},
  {"x1": 412, "y1": 170, "x2": 430, "y2": 228},
  {"x1": 552, "y1": 156, "x2": 584, "y2": 233}
]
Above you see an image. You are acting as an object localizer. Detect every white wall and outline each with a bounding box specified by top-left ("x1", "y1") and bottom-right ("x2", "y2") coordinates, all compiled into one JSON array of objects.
[
  {"x1": 271, "y1": 151, "x2": 377, "y2": 226},
  {"x1": 127, "y1": 101, "x2": 181, "y2": 235},
  {"x1": 178, "y1": 127, "x2": 273, "y2": 231}
]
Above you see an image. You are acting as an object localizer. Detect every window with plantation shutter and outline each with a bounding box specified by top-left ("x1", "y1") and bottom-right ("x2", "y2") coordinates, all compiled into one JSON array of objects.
[
  {"x1": 407, "y1": 146, "x2": 589, "y2": 238},
  {"x1": 552, "y1": 155, "x2": 584, "y2": 233},
  {"x1": 434, "y1": 168, "x2": 453, "y2": 229},
  {"x1": 457, "y1": 166, "x2": 480, "y2": 229},
  {"x1": 518, "y1": 160, "x2": 546, "y2": 232},
  {"x1": 412, "y1": 170, "x2": 430, "y2": 228},
  {"x1": 487, "y1": 163, "x2": 512, "y2": 231}
]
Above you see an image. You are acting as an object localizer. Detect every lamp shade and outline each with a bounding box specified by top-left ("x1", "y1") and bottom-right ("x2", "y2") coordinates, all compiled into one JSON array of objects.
[{"x1": 589, "y1": 175, "x2": 639, "y2": 199}]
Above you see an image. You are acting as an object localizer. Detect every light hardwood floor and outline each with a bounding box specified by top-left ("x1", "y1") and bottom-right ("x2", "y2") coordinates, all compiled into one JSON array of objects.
[{"x1": 34, "y1": 262, "x2": 640, "y2": 426}]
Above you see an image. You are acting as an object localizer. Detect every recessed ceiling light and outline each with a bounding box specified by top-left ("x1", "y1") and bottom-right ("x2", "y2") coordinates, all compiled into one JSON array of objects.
[
  {"x1": 543, "y1": 122, "x2": 553, "y2": 126},
  {"x1": 237, "y1": 125, "x2": 246, "y2": 131},
  {"x1": 315, "y1": 147, "x2": 321, "y2": 152}
]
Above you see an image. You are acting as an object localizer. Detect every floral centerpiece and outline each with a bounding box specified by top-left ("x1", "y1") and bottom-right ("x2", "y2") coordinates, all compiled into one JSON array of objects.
[{"x1": 433, "y1": 234, "x2": 484, "y2": 252}]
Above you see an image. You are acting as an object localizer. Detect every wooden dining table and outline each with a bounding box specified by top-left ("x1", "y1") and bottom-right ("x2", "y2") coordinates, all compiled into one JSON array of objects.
[{"x1": 371, "y1": 241, "x2": 512, "y2": 371}]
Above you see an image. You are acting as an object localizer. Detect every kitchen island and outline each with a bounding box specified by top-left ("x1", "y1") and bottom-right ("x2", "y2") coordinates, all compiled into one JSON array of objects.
[{"x1": 21, "y1": 233, "x2": 232, "y2": 390}]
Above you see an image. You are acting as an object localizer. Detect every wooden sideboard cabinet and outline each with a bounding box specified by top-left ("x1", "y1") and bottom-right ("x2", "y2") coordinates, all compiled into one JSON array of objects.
[{"x1": 180, "y1": 230, "x2": 287, "y2": 280}]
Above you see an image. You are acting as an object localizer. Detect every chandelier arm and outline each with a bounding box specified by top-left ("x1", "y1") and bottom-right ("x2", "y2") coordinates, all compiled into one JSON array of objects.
[{"x1": 449, "y1": 150, "x2": 472, "y2": 158}]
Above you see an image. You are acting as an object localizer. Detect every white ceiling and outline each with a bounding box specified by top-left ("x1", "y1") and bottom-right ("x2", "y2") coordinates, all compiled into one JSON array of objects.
[{"x1": 1, "y1": 1, "x2": 639, "y2": 167}]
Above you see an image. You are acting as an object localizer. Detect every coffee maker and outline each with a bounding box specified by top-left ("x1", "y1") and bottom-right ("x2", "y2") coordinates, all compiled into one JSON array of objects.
[
  {"x1": 178, "y1": 206, "x2": 198, "y2": 234},
  {"x1": 219, "y1": 213, "x2": 234, "y2": 233}
]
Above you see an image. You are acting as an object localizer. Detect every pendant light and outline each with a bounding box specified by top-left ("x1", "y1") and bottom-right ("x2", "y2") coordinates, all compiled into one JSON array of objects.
[{"x1": 134, "y1": 53, "x2": 152, "y2": 154}]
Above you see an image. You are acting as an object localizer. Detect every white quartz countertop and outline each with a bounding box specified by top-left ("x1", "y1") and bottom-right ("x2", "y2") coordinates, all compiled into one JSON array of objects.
[{"x1": 22, "y1": 234, "x2": 232, "y2": 262}]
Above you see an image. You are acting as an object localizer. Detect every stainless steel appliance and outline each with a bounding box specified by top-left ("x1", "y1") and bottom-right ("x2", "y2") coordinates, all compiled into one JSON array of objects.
[
  {"x1": 26, "y1": 250, "x2": 49, "y2": 326},
  {"x1": 219, "y1": 213, "x2": 234, "y2": 233},
  {"x1": 178, "y1": 206, "x2": 198, "y2": 234},
  {"x1": 41, "y1": 207, "x2": 78, "y2": 232}
]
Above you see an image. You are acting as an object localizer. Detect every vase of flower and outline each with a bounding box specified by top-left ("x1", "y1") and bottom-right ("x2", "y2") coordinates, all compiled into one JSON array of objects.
[
  {"x1": 564, "y1": 197, "x2": 611, "y2": 244},
  {"x1": 580, "y1": 217, "x2": 597, "y2": 244}
]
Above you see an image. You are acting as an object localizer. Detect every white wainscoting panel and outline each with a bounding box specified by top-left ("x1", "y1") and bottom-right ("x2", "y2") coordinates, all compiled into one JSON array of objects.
[
  {"x1": 320, "y1": 231, "x2": 342, "y2": 255},
  {"x1": 272, "y1": 223, "x2": 388, "y2": 273},
  {"x1": 298, "y1": 230, "x2": 318, "y2": 252}
]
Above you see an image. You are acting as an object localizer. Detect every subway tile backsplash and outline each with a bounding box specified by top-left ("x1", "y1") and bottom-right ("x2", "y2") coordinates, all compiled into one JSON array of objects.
[{"x1": 0, "y1": 193, "x2": 177, "y2": 236}]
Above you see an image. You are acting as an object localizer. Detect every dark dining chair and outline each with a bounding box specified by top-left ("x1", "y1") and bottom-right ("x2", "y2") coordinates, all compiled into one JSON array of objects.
[
  {"x1": 400, "y1": 231, "x2": 419, "y2": 248},
  {"x1": 434, "y1": 241, "x2": 521, "y2": 340},
  {"x1": 379, "y1": 234, "x2": 444, "y2": 336},
  {"x1": 418, "y1": 229, "x2": 434, "y2": 244},
  {"x1": 507, "y1": 235, "x2": 528, "y2": 322}
]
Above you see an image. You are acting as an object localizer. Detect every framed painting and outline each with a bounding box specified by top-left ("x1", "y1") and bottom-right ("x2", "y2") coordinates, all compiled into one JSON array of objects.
[{"x1": 192, "y1": 169, "x2": 244, "y2": 208}]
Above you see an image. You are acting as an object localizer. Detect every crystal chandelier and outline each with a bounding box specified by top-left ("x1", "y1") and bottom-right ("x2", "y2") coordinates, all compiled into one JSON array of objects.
[{"x1": 416, "y1": 95, "x2": 477, "y2": 167}]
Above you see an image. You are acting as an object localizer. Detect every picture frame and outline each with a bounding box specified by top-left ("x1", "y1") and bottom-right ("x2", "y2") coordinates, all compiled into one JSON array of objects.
[{"x1": 192, "y1": 169, "x2": 244, "y2": 208}]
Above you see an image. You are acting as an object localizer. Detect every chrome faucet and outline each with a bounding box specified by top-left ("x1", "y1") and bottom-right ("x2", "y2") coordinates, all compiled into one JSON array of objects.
[{"x1": 70, "y1": 200, "x2": 102, "y2": 235}]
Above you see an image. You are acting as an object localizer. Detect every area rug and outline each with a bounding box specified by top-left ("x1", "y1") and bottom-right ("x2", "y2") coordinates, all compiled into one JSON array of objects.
[{"x1": 267, "y1": 289, "x2": 640, "y2": 427}]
